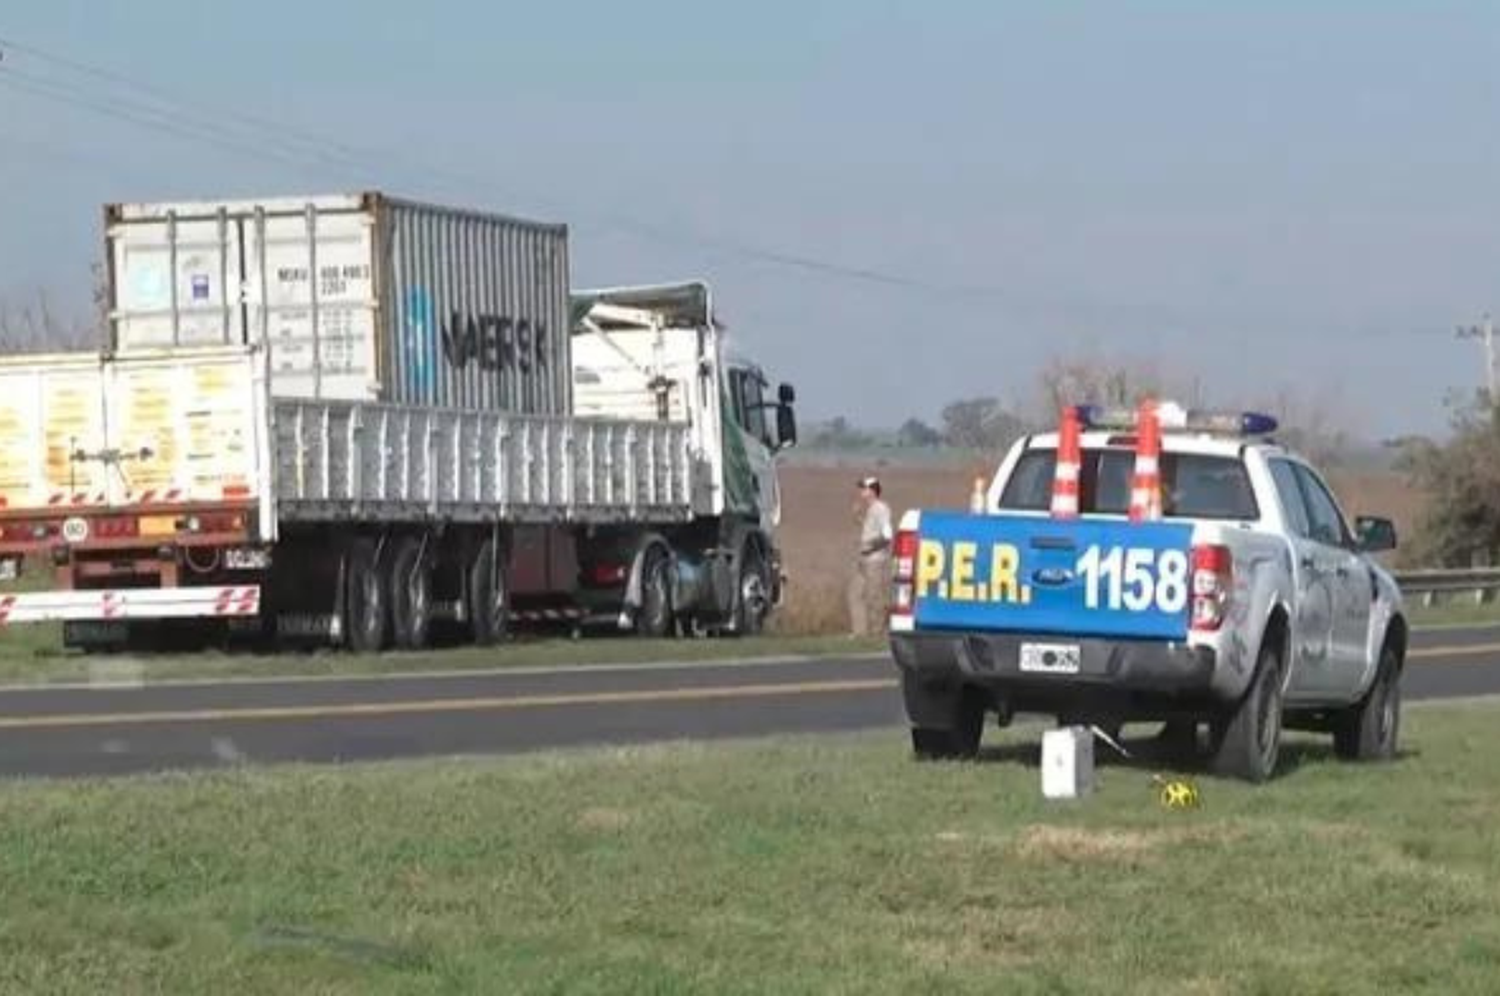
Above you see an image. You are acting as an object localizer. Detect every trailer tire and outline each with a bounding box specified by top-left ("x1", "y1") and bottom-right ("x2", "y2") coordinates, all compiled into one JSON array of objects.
[
  {"x1": 345, "y1": 538, "x2": 389, "y2": 654},
  {"x1": 468, "y1": 537, "x2": 510, "y2": 647},
  {"x1": 389, "y1": 536, "x2": 433, "y2": 651},
  {"x1": 636, "y1": 545, "x2": 674, "y2": 638}
]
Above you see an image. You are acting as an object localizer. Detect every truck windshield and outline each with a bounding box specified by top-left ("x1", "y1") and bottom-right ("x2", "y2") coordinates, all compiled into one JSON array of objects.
[{"x1": 998, "y1": 448, "x2": 1260, "y2": 521}]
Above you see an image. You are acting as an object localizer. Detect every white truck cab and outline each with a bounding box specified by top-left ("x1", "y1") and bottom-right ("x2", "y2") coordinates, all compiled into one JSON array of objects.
[{"x1": 888, "y1": 402, "x2": 1406, "y2": 782}]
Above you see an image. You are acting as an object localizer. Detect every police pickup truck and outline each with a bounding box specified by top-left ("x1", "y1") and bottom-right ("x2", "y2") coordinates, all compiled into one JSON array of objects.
[{"x1": 887, "y1": 402, "x2": 1407, "y2": 782}]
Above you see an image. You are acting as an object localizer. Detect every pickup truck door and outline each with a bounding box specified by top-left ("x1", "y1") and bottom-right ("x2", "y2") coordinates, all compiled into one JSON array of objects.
[
  {"x1": 1292, "y1": 464, "x2": 1376, "y2": 695},
  {"x1": 1268, "y1": 460, "x2": 1338, "y2": 699}
]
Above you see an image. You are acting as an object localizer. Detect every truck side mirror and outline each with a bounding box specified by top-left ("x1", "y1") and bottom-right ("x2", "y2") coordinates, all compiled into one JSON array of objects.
[
  {"x1": 776, "y1": 403, "x2": 798, "y2": 451},
  {"x1": 779, "y1": 382, "x2": 796, "y2": 405},
  {"x1": 1355, "y1": 515, "x2": 1397, "y2": 553}
]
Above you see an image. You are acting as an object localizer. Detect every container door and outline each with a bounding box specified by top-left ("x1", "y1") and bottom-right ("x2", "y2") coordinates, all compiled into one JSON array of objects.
[
  {"x1": 241, "y1": 207, "x2": 379, "y2": 402},
  {"x1": 110, "y1": 211, "x2": 246, "y2": 349}
]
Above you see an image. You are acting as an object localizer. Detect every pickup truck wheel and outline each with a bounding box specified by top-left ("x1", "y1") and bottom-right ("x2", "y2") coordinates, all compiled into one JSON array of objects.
[
  {"x1": 909, "y1": 689, "x2": 985, "y2": 761},
  {"x1": 1209, "y1": 639, "x2": 1284, "y2": 783},
  {"x1": 1333, "y1": 644, "x2": 1402, "y2": 762}
]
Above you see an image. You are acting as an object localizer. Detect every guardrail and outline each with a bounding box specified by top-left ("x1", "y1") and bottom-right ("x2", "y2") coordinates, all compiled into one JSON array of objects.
[{"x1": 1394, "y1": 568, "x2": 1500, "y2": 607}]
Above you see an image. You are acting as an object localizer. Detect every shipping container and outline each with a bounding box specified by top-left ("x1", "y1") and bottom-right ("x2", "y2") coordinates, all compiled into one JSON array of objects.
[{"x1": 105, "y1": 192, "x2": 572, "y2": 416}]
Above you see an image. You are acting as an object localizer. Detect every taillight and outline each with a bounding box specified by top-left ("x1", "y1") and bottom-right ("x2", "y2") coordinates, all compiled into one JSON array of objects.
[
  {"x1": 587, "y1": 564, "x2": 628, "y2": 586},
  {"x1": 1191, "y1": 544, "x2": 1233, "y2": 631},
  {"x1": 177, "y1": 514, "x2": 246, "y2": 535},
  {"x1": 891, "y1": 529, "x2": 919, "y2": 616},
  {"x1": 0, "y1": 521, "x2": 53, "y2": 542}
]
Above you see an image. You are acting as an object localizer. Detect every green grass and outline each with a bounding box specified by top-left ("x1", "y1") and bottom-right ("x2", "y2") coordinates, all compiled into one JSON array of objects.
[
  {"x1": 0, "y1": 633, "x2": 885, "y2": 687},
  {"x1": 1407, "y1": 599, "x2": 1500, "y2": 629},
  {"x1": 2, "y1": 702, "x2": 1500, "y2": 993}
]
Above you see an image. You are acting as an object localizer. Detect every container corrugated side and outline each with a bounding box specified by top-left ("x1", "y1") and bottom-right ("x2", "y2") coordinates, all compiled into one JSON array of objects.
[
  {"x1": 375, "y1": 195, "x2": 570, "y2": 416},
  {"x1": 106, "y1": 192, "x2": 571, "y2": 416}
]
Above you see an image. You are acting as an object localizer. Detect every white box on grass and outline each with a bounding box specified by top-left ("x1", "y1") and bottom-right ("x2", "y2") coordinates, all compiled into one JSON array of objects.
[{"x1": 1041, "y1": 726, "x2": 1095, "y2": 800}]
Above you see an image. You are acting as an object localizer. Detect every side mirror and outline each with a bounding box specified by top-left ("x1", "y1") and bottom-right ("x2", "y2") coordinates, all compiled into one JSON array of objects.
[
  {"x1": 776, "y1": 403, "x2": 798, "y2": 451},
  {"x1": 1355, "y1": 516, "x2": 1397, "y2": 554},
  {"x1": 778, "y1": 382, "x2": 796, "y2": 405}
]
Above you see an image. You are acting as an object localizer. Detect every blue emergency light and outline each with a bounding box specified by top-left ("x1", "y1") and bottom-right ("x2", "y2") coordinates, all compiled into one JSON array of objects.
[{"x1": 1075, "y1": 404, "x2": 1278, "y2": 437}]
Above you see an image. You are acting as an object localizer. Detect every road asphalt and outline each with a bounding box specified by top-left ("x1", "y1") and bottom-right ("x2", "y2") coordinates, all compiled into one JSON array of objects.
[{"x1": 0, "y1": 624, "x2": 1496, "y2": 779}]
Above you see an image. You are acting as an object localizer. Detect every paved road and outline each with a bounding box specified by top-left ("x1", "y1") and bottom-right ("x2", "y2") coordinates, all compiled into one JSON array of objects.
[{"x1": 1, "y1": 625, "x2": 1498, "y2": 779}]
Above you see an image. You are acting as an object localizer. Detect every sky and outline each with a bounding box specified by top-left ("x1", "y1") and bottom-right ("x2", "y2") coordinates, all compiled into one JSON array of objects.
[{"x1": 2, "y1": 1, "x2": 1499, "y2": 439}]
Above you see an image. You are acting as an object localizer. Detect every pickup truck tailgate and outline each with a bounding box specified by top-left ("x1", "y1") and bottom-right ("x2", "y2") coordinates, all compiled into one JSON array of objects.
[{"x1": 908, "y1": 510, "x2": 1195, "y2": 640}]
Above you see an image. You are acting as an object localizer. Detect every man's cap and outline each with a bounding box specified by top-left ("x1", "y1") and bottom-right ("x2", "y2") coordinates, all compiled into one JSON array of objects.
[{"x1": 857, "y1": 476, "x2": 880, "y2": 490}]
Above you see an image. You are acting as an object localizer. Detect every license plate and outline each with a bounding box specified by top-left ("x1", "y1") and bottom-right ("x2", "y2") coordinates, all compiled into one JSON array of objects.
[
  {"x1": 1019, "y1": 642, "x2": 1082, "y2": 674},
  {"x1": 0, "y1": 558, "x2": 18, "y2": 582}
]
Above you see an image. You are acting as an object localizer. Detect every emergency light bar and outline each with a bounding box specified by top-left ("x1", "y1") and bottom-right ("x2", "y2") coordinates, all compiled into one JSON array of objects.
[{"x1": 1075, "y1": 402, "x2": 1278, "y2": 437}]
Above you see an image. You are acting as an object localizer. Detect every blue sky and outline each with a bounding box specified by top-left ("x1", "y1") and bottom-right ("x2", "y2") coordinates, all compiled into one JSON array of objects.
[{"x1": 3, "y1": 1, "x2": 1499, "y2": 436}]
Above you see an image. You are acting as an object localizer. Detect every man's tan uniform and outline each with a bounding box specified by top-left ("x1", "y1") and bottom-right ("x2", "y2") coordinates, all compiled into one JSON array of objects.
[{"x1": 847, "y1": 495, "x2": 893, "y2": 636}]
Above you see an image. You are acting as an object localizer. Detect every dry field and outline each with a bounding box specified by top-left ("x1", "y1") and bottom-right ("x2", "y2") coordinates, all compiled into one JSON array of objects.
[{"x1": 773, "y1": 458, "x2": 1429, "y2": 635}]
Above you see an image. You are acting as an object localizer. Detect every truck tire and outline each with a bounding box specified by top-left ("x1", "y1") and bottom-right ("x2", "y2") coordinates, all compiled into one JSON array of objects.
[
  {"x1": 344, "y1": 538, "x2": 389, "y2": 654},
  {"x1": 1333, "y1": 643, "x2": 1402, "y2": 762},
  {"x1": 734, "y1": 543, "x2": 770, "y2": 636},
  {"x1": 389, "y1": 536, "x2": 433, "y2": 651},
  {"x1": 1209, "y1": 637, "x2": 1285, "y2": 783},
  {"x1": 468, "y1": 537, "x2": 509, "y2": 647},
  {"x1": 635, "y1": 546, "x2": 674, "y2": 638}
]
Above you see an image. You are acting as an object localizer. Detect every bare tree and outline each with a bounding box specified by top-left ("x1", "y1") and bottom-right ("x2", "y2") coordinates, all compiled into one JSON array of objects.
[{"x1": 0, "y1": 282, "x2": 102, "y2": 354}]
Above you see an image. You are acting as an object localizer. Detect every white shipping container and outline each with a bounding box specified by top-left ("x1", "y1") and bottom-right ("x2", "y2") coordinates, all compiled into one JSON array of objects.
[{"x1": 105, "y1": 192, "x2": 572, "y2": 416}]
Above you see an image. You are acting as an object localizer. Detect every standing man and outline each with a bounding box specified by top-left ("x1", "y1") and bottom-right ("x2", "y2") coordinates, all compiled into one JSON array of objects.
[{"x1": 847, "y1": 476, "x2": 894, "y2": 637}]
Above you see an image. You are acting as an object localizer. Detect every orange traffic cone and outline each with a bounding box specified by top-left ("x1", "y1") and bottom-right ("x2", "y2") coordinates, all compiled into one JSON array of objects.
[
  {"x1": 1130, "y1": 399, "x2": 1163, "y2": 522},
  {"x1": 1051, "y1": 406, "x2": 1082, "y2": 519},
  {"x1": 970, "y1": 475, "x2": 987, "y2": 513}
]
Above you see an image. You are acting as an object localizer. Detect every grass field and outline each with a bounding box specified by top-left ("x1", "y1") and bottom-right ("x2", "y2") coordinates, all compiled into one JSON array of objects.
[{"x1": 2, "y1": 700, "x2": 1499, "y2": 994}]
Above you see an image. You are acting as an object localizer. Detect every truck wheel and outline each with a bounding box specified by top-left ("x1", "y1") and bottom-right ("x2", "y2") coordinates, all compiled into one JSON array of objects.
[
  {"x1": 1209, "y1": 638, "x2": 1285, "y2": 783},
  {"x1": 1333, "y1": 643, "x2": 1402, "y2": 762},
  {"x1": 635, "y1": 546, "x2": 674, "y2": 638},
  {"x1": 734, "y1": 544, "x2": 770, "y2": 636},
  {"x1": 389, "y1": 536, "x2": 433, "y2": 651},
  {"x1": 468, "y1": 538, "x2": 509, "y2": 647},
  {"x1": 344, "y1": 538, "x2": 389, "y2": 654}
]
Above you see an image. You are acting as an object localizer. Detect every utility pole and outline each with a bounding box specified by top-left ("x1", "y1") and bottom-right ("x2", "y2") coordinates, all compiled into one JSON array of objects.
[{"x1": 1457, "y1": 313, "x2": 1497, "y2": 400}]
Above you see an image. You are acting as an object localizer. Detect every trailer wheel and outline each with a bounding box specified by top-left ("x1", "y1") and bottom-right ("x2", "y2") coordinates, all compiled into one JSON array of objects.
[
  {"x1": 468, "y1": 537, "x2": 510, "y2": 647},
  {"x1": 389, "y1": 536, "x2": 433, "y2": 651},
  {"x1": 636, "y1": 546, "x2": 674, "y2": 638},
  {"x1": 344, "y1": 538, "x2": 389, "y2": 654}
]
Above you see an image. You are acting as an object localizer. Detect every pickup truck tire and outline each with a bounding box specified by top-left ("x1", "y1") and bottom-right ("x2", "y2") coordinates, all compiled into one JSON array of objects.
[
  {"x1": 1209, "y1": 638, "x2": 1284, "y2": 783},
  {"x1": 905, "y1": 676, "x2": 984, "y2": 761},
  {"x1": 1333, "y1": 644, "x2": 1401, "y2": 762}
]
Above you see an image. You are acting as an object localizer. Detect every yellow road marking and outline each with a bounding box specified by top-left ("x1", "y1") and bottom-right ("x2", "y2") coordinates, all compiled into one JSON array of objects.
[
  {"x1": 0, "y1": 678, "x2": 899, "y2": 731},
  {"x1": 1408, "y1": 641, "x2": 1500, "y2": 661}
]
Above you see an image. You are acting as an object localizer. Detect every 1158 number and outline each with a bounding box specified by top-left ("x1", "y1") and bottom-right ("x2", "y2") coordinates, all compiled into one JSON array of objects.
[{"x1": 1076, "y1": 546, "x2": 1189, "y2": 614}]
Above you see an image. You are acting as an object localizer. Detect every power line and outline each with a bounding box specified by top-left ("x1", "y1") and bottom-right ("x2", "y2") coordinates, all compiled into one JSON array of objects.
[{"x1": 0, "y1": 32, "x2": 1125, "y2": 308}]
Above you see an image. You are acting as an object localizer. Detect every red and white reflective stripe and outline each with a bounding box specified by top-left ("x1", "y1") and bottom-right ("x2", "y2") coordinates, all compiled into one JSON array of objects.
[
  {"x1": 131, "y1": 488, "x2": 185, "y2": 505},
  {"x1": 1050, "y1": 406, "x2": 1083, "y2": 519},
  {"x1": 213, "y1": 587, "x2": 260, "y2": 616},
  {"x1": 0, "y1": 586, "x2": 263, "y2": 625},
  {"x1": 1129, "y1": 400, "x2": 1164, "y2": 523},
  {"x1": 48, "y1": 492, "x2": 109, "y2": 507}
]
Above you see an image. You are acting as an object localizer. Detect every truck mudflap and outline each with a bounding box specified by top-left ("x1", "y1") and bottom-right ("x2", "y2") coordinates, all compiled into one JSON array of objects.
[
  {"x1": 897, "y1": 511, "x2": 1195, "y2": 641},
  {"x1": 0, "y1": 586, "x2": 260, "y2": 624}
]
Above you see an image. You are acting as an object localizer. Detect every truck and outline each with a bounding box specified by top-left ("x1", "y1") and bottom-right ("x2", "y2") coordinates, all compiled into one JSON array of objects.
[
  {"x1": 0, "y1": 192, "x2": 799, "y2": 652},
  {"x1": 887, "y1": 400, "x2": 1407, "y2": 782}
]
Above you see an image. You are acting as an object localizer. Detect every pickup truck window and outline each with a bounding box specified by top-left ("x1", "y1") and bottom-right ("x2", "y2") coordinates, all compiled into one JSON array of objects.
[
  {"x1": 1292, "y1": 462, "x2": 1353, "y2": 548},
  {"x1": 999, "y1": 447, "x2": 1259, "y2": 521},
  {"x1": 1268, "y1": 460, "x2": 1314, "y2": 538}
]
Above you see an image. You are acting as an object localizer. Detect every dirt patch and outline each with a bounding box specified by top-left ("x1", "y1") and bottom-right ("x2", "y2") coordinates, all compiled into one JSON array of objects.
[
  {"x1": 575, "y1": 807, "x2": 634, "y2": 833},
  {"x1": 900, "y1": 905, "x2": 1062, "y2": 970},
  {"x1": 1011, "y1": 823, "x2": 1242, "y2": 863}
]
